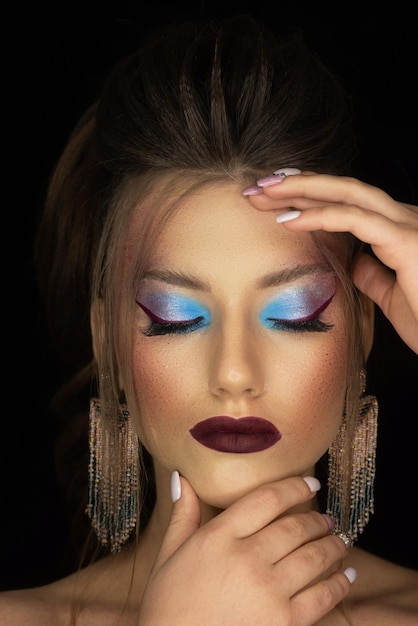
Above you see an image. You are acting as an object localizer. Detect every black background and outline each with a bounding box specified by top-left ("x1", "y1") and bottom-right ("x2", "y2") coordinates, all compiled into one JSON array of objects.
[{"x1": 3, "y1": 1, "x2": 418, "y2": 590}]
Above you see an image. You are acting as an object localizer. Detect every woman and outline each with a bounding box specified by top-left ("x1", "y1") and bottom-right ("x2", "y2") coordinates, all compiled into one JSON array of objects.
[{"x1": 2, "y1": 15, "x2": 417, "y2": 624}]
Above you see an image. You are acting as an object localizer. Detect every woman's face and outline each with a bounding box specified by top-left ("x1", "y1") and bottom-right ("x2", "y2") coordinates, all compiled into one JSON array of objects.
[{"x1": 127, "y1": 182, "x2": 349, "y2": 508}]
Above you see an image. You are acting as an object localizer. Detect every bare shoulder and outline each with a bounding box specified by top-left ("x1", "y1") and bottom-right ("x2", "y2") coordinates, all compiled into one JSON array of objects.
[
  {"x1": 0, "y1": 552, "x2": 143, "y2": 626},
  {"x1": 347, "y1": 547, "x2": 418, "y2": 623},
  {"x1": 0, "y1": 583, "x2": 69, "y2": 626},
  {"x1": 0, "y1": 575, "x2": 136, "y2": 626}
]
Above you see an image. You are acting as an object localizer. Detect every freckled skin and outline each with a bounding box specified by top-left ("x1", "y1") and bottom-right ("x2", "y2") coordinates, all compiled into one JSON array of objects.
[{"x1": 128, "y1": 183, "x2": 349, "y2": 510}]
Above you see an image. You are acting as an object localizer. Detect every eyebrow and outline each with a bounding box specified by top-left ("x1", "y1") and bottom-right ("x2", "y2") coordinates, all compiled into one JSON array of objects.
[
  {"x1": 141, "y1": 264, "x2": 334, "y2": 291},
  {"x1": 141, "y1": 269, "x2": 211, "y2": 291},
  {"x1": 258, "y1": 265, "x2": 334, "y2": 289}
]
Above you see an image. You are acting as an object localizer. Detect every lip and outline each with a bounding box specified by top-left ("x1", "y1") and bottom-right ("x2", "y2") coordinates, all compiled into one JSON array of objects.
[{"x1": 189, "y1": 416, "x2": 281, "y2": 453}]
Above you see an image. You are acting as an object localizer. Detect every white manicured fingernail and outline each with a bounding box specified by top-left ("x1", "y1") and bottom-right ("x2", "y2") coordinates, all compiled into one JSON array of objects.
[
  {"x1": 273, "y1": 167, "x2": 301, "y2": 176},
  {"x1": 343, "y1": 567, "x2": 357, "y2": 584},
  {"x1": 276, "y1": 210, "x2": 302, "y2": 223},
  {"x1": 303, "y1": 476, "x2": 321, "y2": 492},
  {"x1": 171, "y1": 470, "x2": 181, "y2": 502}
]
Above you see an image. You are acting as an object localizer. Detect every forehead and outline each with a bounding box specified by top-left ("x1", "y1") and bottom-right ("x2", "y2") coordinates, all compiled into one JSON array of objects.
[{"x1": 133, "y1": 182, "x2": 327, "y2": 280}]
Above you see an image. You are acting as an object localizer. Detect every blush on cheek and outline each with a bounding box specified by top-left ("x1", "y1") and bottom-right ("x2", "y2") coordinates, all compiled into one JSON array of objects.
[
  {"x1": 130, "y1": 341, "x2": 186, "y2": 452},
  {"x1": 314, "y1": 354, "x2": 347, "y2": 439},
  {"x1": 285, "y1": 336, "x2": 347, "y2": 443}
]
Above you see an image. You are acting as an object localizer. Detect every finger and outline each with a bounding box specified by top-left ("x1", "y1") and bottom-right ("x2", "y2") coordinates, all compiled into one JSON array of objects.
[
  {"x1": 276, "y1": 533, "x2": 350, "y2": 596},
  {"x1": 290, "y1": 568, "x2": 355, "y2": 626},
  {"x1": 248, "y1": 510, "x2": 333, "y2": 563},
  {"x1": 354, "y1": 251, "x2": 418, "y2": 308},
  {"x1": 246, "y1": 192, "x2": 334, "y2": 211},
  {"x1": 153, "y1": 473, "x2": 201, "y2": 570},
  {"x1": 212, "y1": 475, "x2": 320, "y2": 539},
  {"x1": 281, "y1": 205, "x2": 418, "y2": 316},
  {"x1": 353, "y1": 254, "x2": 418, "y2": 351},
  {"x1": 277, "y1": 204, "x2": 418, "y2": 275},
  {"x1": 250, "y1": 173, "x2": 416, "y2": 223},
  {"x1": 353, "y1": 253, "x2": 397, "y2": 310}
]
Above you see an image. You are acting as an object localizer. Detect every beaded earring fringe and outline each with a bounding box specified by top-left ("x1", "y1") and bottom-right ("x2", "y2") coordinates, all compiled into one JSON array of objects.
[
  {"x1": 326, "y1": 370, "x2": 378, "y2": 542},
  {"x1": 86, "y1": 398, "x2": 139, "y2": 553}
]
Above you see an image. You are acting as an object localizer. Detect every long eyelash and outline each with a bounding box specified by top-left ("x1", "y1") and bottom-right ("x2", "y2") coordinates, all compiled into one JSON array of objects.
[
  {"x1": 267, "y1": 318, "x2": 334, "y2": 333},
  {"x1": 265, "y1": 293, "x2": 335, "y2": 333},
  {"x1": 144, "y1": 317, "x2": 205, "y2": 336}
]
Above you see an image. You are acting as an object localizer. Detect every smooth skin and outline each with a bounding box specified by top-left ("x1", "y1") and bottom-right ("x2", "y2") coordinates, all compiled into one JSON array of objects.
[
  {"x1": 129, "y1": 185, "x2": 351, "y2": 511},
  {"x1": 130, "y1": 183, "x2": 358, "y2": 624},
  {"x1": 1, "y1": 175, "x2": 417, "y2": 625}
]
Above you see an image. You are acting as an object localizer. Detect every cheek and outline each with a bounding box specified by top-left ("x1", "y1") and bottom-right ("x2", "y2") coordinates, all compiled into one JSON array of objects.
[
  {"x1": 129, "y1": 338, "x2": 194, "y2": 446},
  {"x1": 276, "y1": 330, "x2": 348, "y2": 452},
  {"x1": 299, "y1": 352, "x2": 345, "y2": 427}
]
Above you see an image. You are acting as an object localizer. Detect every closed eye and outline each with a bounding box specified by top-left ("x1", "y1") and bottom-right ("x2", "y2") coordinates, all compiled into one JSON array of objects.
[
  {"x1": 265, "y1": 318, "x2": 334, "y2": 332},
  {"x1": 137, "y1": 301, "x2": 209, "y2": 336},
  {"x1": 144, "y1": 316, "x2": 207, "y2": 336},
  {"x1": 262, "y1": 295, "x2": 335, "y2": 333}
]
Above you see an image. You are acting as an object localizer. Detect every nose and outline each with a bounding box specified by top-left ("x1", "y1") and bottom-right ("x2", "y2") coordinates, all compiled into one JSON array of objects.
[{"x1": 208, "y1": 325, "x2": 264, "y2": 398}]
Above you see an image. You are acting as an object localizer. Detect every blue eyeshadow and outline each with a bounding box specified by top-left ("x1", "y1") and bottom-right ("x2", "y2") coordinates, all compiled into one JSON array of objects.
[
  {"x1": 137, "y1": 292, "x2": 211, "y2": 323},
  {"x1": 259, "y1": 285, "x2": 334, "y2": 326}
]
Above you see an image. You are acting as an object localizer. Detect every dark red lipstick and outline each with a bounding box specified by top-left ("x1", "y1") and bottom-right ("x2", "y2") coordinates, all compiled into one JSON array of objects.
[{"x1": 190, "y1": 416, "x2": 281, "y2": 453}]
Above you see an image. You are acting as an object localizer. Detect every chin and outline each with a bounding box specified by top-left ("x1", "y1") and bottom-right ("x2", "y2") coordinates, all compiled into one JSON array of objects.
[
  {"x1": 187, "y1": 461, "x2": 286, "y2": 510},
  {"x1": 198, "y1": 485, "x2": 251, "y2": 510}
]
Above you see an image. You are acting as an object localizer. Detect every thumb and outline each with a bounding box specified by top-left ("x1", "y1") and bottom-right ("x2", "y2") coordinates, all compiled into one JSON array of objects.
[
  {"x1": 352, "y1": 252, "x2": 395, "y2": 312},
  {"x1": 153, "y1": 471, "x2": 201, "y2": 569}
]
